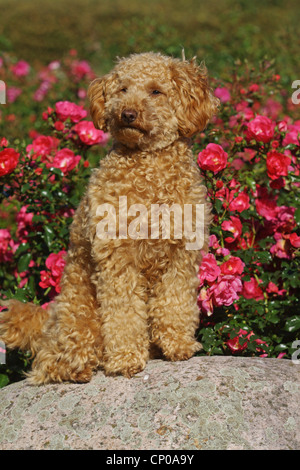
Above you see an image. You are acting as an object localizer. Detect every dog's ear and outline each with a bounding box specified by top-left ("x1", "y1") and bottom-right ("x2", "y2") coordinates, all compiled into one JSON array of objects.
[
  {"x1": 88, "y1": 74, "x2": 115, "y2": 132},
  {"x1": 171, "y1": 59, "x2": 219, "y2": 138}
]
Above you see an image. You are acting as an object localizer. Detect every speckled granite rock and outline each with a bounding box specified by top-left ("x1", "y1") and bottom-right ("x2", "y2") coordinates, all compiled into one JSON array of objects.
[{"x1": 0, "y1": 356, "x2": 299, "y2": 450}]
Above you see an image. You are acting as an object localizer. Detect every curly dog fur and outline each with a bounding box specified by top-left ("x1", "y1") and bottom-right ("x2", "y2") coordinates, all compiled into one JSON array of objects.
[{"x1": 0, "y1": 52, "x2": 218, "y2": 384}]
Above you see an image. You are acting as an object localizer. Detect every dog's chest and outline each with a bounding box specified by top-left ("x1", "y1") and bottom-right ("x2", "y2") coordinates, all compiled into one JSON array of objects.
[{"x1": 108, "y1": 157, "x2": 199, "y2": 207}]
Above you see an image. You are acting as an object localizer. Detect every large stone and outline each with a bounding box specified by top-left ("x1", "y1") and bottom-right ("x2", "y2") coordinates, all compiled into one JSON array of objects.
[{"x1": 0, "y1": 356, "x2": 299, "y2": 450}]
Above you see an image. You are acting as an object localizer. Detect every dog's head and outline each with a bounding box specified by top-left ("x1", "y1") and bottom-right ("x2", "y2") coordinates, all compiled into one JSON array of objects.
[{"x1": 88, "y1": 52, "x2": 219, "y2": 150}]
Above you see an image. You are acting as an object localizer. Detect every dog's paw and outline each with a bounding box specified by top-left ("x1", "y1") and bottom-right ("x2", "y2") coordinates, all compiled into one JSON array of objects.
[
  {"x1": 161, "y1": 338, "x2": 202, "y2": 362},
  {"x1": 103, "y1": 349, "x2": 148, "y2": 378},
  {"x1": 27, "y1": 359, "x2": 94, "y2": 385}
]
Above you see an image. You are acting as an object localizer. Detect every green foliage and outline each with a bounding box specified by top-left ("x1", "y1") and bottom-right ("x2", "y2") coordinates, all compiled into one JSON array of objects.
[{"x1": 0, "y1": 0, "x2": 299, "y2": 81}]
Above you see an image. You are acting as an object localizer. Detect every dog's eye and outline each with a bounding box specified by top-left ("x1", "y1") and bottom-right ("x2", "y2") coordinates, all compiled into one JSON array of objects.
[
  {"x1": 120, "y1": 88, "x2": 127, "y2": 93},
  {"x1": 151, "y1": 90, "x2": 162, "y2": 96}
]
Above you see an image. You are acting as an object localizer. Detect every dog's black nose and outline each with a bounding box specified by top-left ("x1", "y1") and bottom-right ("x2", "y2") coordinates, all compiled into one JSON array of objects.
[{"x1": 121, "y1": 109, "x2": 138, "y2": 124}]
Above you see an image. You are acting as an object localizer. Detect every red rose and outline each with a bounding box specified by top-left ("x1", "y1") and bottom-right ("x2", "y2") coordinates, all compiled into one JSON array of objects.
[
  {"x1": 226, "y1": 329, "x2": 249, "y2": 353},
  {"x1": 198, "y1": 253, "x2": 221, "y2": 285},
  {"x1": 242, "y1": 277, "x2": 264, "y2": 301},
  {"x1": 228, "y1": 190, "x2": 250, "y2": 213},
  {"x1": 39, "y1": 251, "x2": 67, "y2": 294},
  {"x1": 51, "y1": 149, "x2": 81, "y2": 175},
  {"x1": 255, "y1": 197, "x2": 278, "y2": 221},
  {"x1": 197, "y1": 143, "x2": 228, "y2": 174},
  {"x1": 0, "y1": 148, "x2": 20, "y2": 176},
  {"x1": 221, "y1": 216, "x2": 243, "y2": 243},
  {"x1": 266, "y1": 150, "x2": 291, "y2": 180},
  {"x1": 290, "y1": 232, "x2": 300, "y2": 248},
  {"x1": 246, "y1": 115, "x2": 275, "y2": 143},
  {"x1": 26, "y1": 135, "x2": 59, "y2": 161},
  {"x1": 220, "y1": 256, "x2": 245, "y2": 276},
  {"x1": 226, "y1": 329, "x2": 267, "y2": 354}
]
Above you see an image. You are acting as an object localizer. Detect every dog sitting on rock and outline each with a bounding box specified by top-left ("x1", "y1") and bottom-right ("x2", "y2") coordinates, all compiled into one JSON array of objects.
[{"x1": 0, "y1": 52, "x2": 218, "y2": 384}]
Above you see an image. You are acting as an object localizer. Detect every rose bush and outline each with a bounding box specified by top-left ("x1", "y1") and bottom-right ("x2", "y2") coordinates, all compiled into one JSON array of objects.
[
  {"x1": 0, "y1": 52, "x2": 299, "y2": 386},
  {"x1": 196, "y1": 62, "x2": 300, "y2": 358}
]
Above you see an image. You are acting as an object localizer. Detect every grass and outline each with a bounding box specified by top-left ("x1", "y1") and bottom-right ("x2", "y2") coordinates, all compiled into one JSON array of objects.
[{"x1": 0, "y1": 0, "x2": 299, "y2": 82}]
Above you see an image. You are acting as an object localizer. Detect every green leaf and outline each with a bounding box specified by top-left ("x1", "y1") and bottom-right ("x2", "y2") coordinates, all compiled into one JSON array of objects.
[
  {"x1": 17, "y1": 253, "x2": 32, "y2": 273},
  {"x1": 40, "y1": 189, "x2": 54, "y2": 201},
  {"x1": 32, "y1": 214, "x2": 44, "y2": 224},
  {"x1": 214, "y1": 198, "x2": 223, "y2": 214},
  {"x1": 274, "y1": 344, "x2": 288, "y2": 352},
  {"x1": 43, "y1": 225, "x2": 55, "y2": 248},
  {"x1": 15, "y1": 243, "x2": 30, "y2": 257},
  {"x1": 0, "y1": 374, "x2": 9, "y2": 389},
  {"x1": 284, "y1": 316, "x2": 300, "y2": 333},
  {"x1": 294, "y1": 208, "x2": 300, "y2": 224},
  {"x1": 21, "y1": 183, "x2": 31, "y2": 194},
  {"x1": 49, "y1": 167, "x2": 64, "y2": 177},
  {"x1": 13, "y1": 289, "x2": 29, "y2": 302}
]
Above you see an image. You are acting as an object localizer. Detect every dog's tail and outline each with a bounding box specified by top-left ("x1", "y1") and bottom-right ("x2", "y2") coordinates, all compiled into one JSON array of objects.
[{"x1": 0, "y1": 299, "x2": 49, "y2": 356}]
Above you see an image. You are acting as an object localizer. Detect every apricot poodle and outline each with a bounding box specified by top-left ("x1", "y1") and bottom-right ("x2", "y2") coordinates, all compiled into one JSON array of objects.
[{"x1": 0, "y1": 52, "x2": 218, "y2": 384}]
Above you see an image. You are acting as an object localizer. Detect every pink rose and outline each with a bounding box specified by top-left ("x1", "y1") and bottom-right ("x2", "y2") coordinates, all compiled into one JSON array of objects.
[
  {"x1": 70, "y1": 60, "x2": 92, "y2": 80},
  {"x1": 215, "y1": 87, "x2": 231, "y2": 103},
  {"x1": 6, "y1": 87, "x2": 22, "y2": 103},
  {"x1": 33, "y1": 81, "x2": 51, "y2": 102},
  {"x1": 266, "y1": 150, "x2": 291, "y2": 180},
  {"x1": 55, "y1": 101, "x2": 87, "y2": 123},
  {"x1": 246, "y1": 115, "x2": 275, "y2": 143},
  {"x1": 11, "y1": 60, "x2": 30, "y2": 78},
  {"x1": 16, "y1": 206, "x2": 34, "y2": 241},
  {"x1": 73, "y1": 121, "x2": 109, "y2": 146},
  {"x1": 210, "y1": 275, "x2": 242, "y2": 307},
  {"x1": 198, "y1": 253, "x2": 221, "y2": 285},
  {"x1": 276, "y1": 206, "x2": 296, "y2": 233},
  {"x1": 51, "y1": 149, "x2": 81, "y2": 174},
  {"x1": 197, "y1": 144, "x2": 228, "y2": 174},
  {"x1": 0, "y1": 148, "x2": 20, "y2": 176},
  {"x1": 221, "y1": 216, "x2": 243, "y2": 243},
  {"x1": 242, "y1": 277, "x2": 264, "y2": 301},
  {"x1": 198, "y1": 287, "x2": 214, "y2": 316},
  {"x1": 270, "y1": 237, "x2": 290, "y2": 259},
  {"x1": 0, "y1": 229, "x2": 17, "y2": 263},
  {"x1": 261, "y1": 98, "x2": 283, "y2": 120},
  {"x1": 238, "y1": 148, "x2": 256, "y2": 162},
  {"x1": 282, "y1": 123, "x2": 300, "y2": 146}
]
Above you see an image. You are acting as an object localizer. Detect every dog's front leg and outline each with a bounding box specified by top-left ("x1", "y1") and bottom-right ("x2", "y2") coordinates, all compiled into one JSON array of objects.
[
  {"x1": 96, "y1": 250, "x2": 149, "y2": 377},
  {"x1": 148, "y1": 249, "x2": 202, "y2": 361}
]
